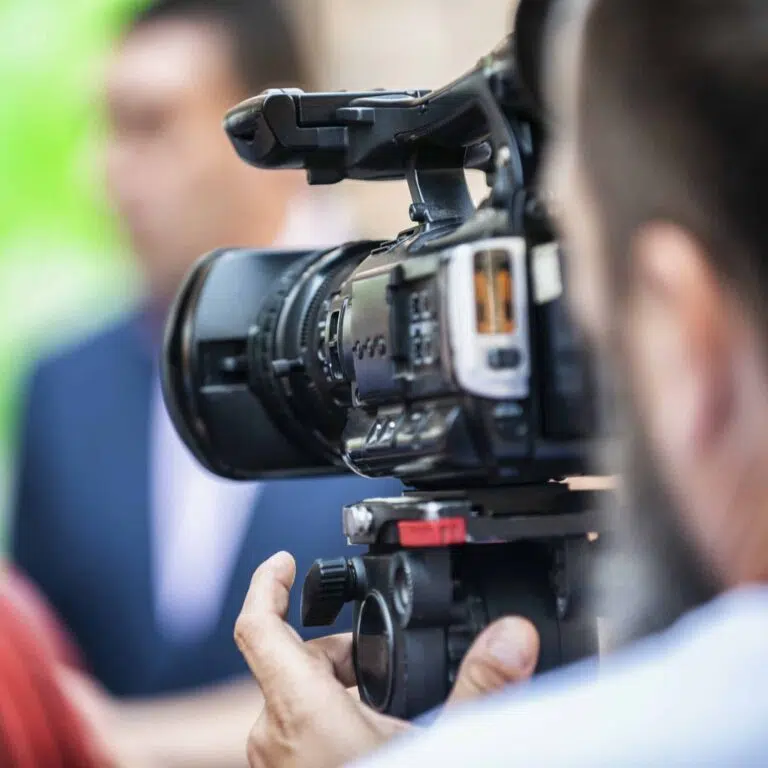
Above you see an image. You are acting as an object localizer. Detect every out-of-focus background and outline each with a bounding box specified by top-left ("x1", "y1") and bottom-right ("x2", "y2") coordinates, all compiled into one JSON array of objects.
[{"x1": 0, "y1": 0, "x2": 513, "y2": 542}]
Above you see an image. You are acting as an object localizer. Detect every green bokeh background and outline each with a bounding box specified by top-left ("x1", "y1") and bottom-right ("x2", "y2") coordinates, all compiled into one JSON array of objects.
[{"x1": 0, "y1": 0, "x2": 148, "y2": 543}]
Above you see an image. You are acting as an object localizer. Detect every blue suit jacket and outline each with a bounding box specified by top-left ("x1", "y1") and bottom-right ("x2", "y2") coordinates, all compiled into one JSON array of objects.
[{"x1": 11, "y1": 312, "x2": 402, "y2": 698}]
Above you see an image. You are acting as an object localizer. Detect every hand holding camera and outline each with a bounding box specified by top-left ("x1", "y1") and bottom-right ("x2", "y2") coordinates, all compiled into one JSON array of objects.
[{"x1": 235, "y1": 551, "x2": 539, "y2": 768}]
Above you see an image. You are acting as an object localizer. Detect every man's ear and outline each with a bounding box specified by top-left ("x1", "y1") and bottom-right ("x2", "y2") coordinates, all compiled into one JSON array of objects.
[{"x1": 625, "y1": 222, "x2": 733, "y2": 467}]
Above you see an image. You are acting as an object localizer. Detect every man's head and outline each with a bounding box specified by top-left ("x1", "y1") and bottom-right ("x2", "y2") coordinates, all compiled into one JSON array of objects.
[
  {"x1": 543, "y1": 0, "x2": 768, "y2": 626},
  {"x1": 104, "y1": 0, "x2": 306, "y2": 306}
]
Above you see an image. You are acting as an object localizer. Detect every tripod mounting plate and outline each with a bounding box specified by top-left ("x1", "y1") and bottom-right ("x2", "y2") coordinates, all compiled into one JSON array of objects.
[{"x1": 343, "y1": 485, "x2": 608, "y2": 547}]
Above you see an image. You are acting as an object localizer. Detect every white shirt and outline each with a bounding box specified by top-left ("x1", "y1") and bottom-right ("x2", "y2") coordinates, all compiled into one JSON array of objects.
[
  {"x1": 150, "y1": 194, "x2": 354, "y2": 643},
  {"x1": 354, "y1": 587, "x2": 768, "y2": 767}
]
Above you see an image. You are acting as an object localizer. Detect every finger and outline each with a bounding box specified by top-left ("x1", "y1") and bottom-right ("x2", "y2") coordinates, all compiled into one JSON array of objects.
[
  {"x1": 246, "y1": 713, "x2": 270, "y2": 768},
  {"x1": 357, "y1": 704, "x2": 412, "y2": 739},
  {"x1": 305, "y1": 633, "x2": 356, "y2": 688},
  {"x1": 447, "y1": 616, "x2": 539, "y2": 706},
  {"x1": 346, "y1": 686, "x2": 360, "y2": 701},
  {"x1": 234, "y1": 553, "x2": 349, "y2": 715}
]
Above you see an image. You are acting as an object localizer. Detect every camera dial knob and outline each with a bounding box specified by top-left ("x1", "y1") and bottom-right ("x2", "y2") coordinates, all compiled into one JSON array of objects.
[{"x1": 301, "y1": 557, "x2": 364, "y2": 627}]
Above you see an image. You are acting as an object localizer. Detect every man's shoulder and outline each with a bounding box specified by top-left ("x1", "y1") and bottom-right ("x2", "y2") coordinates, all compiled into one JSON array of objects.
[
  {"x1": 29, "y1": 310, "x2": 145, "y2": 396},
  {"x1": 39, "y1": 311, "x2": 140, "y2": 371}
]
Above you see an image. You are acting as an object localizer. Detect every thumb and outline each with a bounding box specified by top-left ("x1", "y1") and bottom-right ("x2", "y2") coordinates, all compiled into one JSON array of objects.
[{"x1": 447, "y1": 616, "x2": 540, "y2": 706}]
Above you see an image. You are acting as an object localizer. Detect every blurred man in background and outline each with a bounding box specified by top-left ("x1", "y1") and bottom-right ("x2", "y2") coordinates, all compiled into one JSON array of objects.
[{"x1": 10, "y1": 0, "x2": 401, "y2": 764}]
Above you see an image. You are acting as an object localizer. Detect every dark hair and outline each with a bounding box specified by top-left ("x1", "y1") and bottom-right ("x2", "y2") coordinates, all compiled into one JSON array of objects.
[
  {"x1": 128, "y1": 0, "x2": 308, "y2": 94},
  {"x1": 575, "y1": 0, "x2": 756, "y2": 641},
  {"x1": 579, "y1": 0, "x2": 768, "y2": 314}
]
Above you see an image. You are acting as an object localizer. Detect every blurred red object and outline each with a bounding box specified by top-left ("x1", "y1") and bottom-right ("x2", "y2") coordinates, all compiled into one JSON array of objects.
[
  {"x1": 0, "y1": 565, "x2": 101, "y2": 767},
  {"x1": 1, "y1": 566, "x2": 85, "y2": 671}
]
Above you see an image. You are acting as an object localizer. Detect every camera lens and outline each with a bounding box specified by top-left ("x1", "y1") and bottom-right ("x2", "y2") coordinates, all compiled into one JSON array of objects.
[
  {"x1": 162, "y1": 242, "x2": 379, "y2": 480},
  {"x1": 355, "y1": 591, "x2": 394, "y2": 712}
]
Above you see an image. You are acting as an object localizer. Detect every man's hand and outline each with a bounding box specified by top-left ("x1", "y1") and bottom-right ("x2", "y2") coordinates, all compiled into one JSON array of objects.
[{"x1": 235, "y1": 552, "x2": 540, "y2": 768}]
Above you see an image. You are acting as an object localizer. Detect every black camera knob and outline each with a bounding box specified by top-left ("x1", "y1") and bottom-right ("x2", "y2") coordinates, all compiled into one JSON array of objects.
[{"x1": 301, "y1": 557, "x2": 362, "y2": 627}]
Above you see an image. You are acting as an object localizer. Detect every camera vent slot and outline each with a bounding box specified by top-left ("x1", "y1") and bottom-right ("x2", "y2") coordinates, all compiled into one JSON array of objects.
[{"x1": 327, "y1": 309, "x2": 344, "y2": 379}]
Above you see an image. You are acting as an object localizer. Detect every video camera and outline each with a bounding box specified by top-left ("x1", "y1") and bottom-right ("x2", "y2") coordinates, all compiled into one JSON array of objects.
[{"x1": 162, "y1": 0, "x2": 609, "y2": 719}]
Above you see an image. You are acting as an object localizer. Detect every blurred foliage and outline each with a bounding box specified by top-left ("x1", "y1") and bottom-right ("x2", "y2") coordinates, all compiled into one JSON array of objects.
[{"x1": 0, "y1": 0, "x2": 149, "y2": 536}]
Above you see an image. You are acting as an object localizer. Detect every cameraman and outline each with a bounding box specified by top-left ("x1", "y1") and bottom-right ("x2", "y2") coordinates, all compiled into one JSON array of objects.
[{"x1": 231, "y1": 0, "x2": 768, "y2": 765}]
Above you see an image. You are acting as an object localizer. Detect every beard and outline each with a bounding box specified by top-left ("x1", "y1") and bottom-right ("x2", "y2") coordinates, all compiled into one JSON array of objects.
[{"x1": 589, "y1": 363, "x2": 721, "y2": 650}]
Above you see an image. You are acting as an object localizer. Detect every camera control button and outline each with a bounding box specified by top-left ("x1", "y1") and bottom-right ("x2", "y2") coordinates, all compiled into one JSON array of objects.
[
  {"x1": 493, "y1": 402, "x2": 530, "y2": 443},
  {"x1": 301, "y1": 558, "x2": 355, "y2": 627},
  {"x1": 394, "y1": 411, "x2": 425, "y2": 449},
  {"x1": 366, "y1": 419, "x2": 386, "y2": 446},
  {"x1": 487, "y1": 348, "x2": 522, "y2": 370},
  {"x1": 415, "y1": 407, "x2": 453, "y2": 448},
  {"x1": 379, "y1": 418, "x2": 399, "y2": 447}
]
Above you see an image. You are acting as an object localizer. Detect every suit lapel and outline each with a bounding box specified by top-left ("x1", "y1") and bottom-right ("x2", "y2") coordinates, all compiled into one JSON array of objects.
[{"x1": 98, "y1": 317, "x2": 159, "y2": 670}]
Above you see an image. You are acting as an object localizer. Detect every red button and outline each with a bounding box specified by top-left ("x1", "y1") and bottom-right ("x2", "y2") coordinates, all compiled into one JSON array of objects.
[{"x1": 397, "y1": 518, "x2": 467, "y2": 547}]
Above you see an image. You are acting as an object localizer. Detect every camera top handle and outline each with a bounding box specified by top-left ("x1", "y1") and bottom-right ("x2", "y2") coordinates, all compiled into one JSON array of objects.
[{"x1": 227, "y1": 37, "x2": 540, "y2": 206}]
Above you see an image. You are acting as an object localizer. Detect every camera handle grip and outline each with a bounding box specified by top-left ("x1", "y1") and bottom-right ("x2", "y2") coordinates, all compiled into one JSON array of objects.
[{"x1": 301, "y1": 557, "x2": 367, "y2": 627}]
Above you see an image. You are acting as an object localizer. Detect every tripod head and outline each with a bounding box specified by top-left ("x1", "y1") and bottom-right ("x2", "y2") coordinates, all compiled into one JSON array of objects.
[{"x1": 301, "y1": 484, "x2": 608, "y2": 719}]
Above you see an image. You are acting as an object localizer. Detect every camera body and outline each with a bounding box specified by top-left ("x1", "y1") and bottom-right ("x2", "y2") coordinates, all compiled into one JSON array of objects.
[
  {"x1": 163, "y1": 33, "x2": 602, "y2": 489},
  {"x1": 164, "y1": 229, "x2": 599, "y2": 487},
  {"x1": 162, "y1": 0, "x2": 609, "y2": 720}
]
